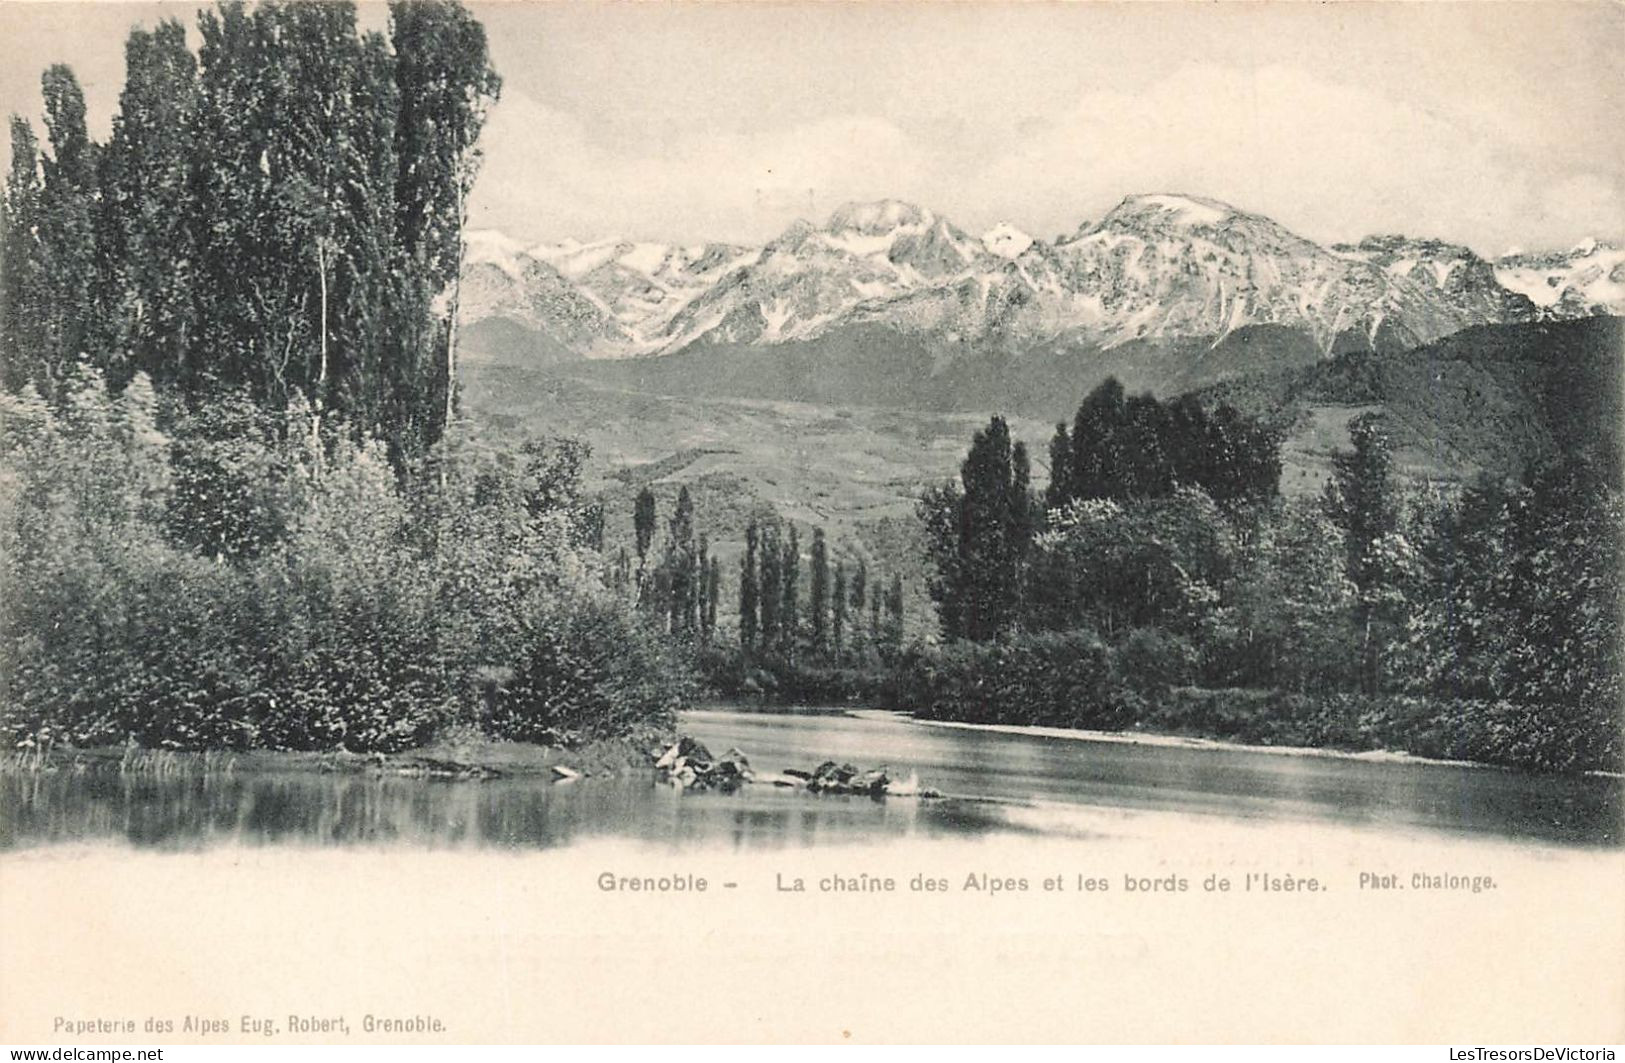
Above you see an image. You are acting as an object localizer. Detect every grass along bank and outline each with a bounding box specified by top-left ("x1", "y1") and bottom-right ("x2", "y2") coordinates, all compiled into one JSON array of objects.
[{"x1": 3, "y1": 730, "x2": 671, "y2": 780}]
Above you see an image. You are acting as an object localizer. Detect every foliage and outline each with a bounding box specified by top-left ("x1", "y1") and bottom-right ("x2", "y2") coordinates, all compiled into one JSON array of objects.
[
  {"x1": 1027, "y1": 487, "x2": 1236, "y2": 639},
  {"x1": 1, "y1": 1, "x2": 501, "y2": 464},
  {"x1": 1048, "y1": 378, "x2": 1281, "y2": 507},
  {"x1": 903, "y1": 381, "x2": 1621, "y2": 774},
  {"x1": 739, "y1": 519, "x2": 759, "y2": 649},
  {"x1": 0, "y1": 375, "x2": 688, "y2": 752},
  {"x1": 1404, "y1": 461, "x2": 1622, "y2": 750},
  {"x1": 1206, "y1": 500, "x2": 1357, "y2": 691},
  {"x1": 893, "y1": 631, "x2": 1126, "y2": 730},
  {"x1": 920, "y1": 415, "x2": 1034, "y2": 641}
]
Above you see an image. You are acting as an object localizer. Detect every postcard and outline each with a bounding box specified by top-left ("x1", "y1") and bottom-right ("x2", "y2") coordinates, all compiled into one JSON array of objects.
[{"x1": 1, "y1": 0, "x2": 1621, "y2": 1046}]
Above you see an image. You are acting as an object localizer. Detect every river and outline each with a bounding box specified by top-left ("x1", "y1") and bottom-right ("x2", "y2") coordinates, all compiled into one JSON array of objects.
[
  {"x1": 4, "y1": 704, "x2": 1623, "y2": 1043},
  {"x1": 3, "y1": 704, "x2": 1617, "y2": 851}
]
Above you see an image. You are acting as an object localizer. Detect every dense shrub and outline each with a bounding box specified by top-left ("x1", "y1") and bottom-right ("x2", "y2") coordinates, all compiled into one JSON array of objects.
[
  {"x1": 894, "y1": 631, "x2": 1127, "y2": 729},
  {"x1": 487, "y1": 595, "x2": 693, "y2": 744},
  {"x1": 879, "y1": 637, "x2": 1621, "y2": 774},
  {"x1": 1117, "y1": 628, "x2": 1199, "y2": 694},
  {"x1": 695, "y1": 645, "x2": 891, "y2": 706},
  {"x1": 0, "y1": 374, "x2": 689, "y2": 753}
]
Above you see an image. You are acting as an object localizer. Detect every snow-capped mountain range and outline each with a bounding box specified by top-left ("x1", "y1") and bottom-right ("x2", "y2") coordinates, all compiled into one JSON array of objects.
[
  {"x1": 1493, "y1": 238, "x2": 1625, "y2": 319},
  {"x1": 459, "y1": 193, "x2": 1623, "y2": 367}
]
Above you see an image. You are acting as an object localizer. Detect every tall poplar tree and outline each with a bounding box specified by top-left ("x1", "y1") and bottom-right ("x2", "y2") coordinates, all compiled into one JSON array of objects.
[
  {"x1": 35, "y1": 65, "x2": 100, "y2": 394},
  {"x1": 390, "y1": 0, "x2": 500, "y2": 434},
  {"x1": 832, "y1": 560, "x2": 846, "y2": 663},
  {"x1": 95, "y1": 19, "x2": 199, "y2": 388},
  {"x1": 759, "y1": 521, "x2": 781, "y2": 650},
  {"x1": 780, "y1": 524, "x2": 799, "y2": 660},
  {"x1": 1324, "y1": 412, "x2": 1401, "y2": 692},
  {"x1": 1, "y1": 118, "x2": 46, "y2": 393},
  {"x1": 1044, "y1": 422, "x2": 1072, "y2": 512},
  {"x1": 705, "y1": 554, "x2": 720, "y2": 642},
  {"x1": 920, "y1": 415, "x2": 1034, "y2": 641},
  {"x1": 809, "y1": 527, "x2": 829, "y2": 655},
  {"x1": 739, "y1": 519, "x2": 759, "y2": 650}
]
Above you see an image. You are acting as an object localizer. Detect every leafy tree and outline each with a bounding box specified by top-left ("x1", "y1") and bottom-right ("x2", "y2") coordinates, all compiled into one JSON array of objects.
[
  {"x1": 32, "y1": 66, "x2": 101, "y2": 396},
  {"x1": 1027, "y1": 488, "x2": 1235, "y2": 639},
  {"x1": 704, "y1": 553, "x2": 719, "y2": 642},
  {"x1": 1119, "y1": 393, "x2": 1173, "y2": 497},
  {"x1": 832, "y1": 560, "x2": 847, "y2": 662},
  {"x1": 1044, "y1": 422, "x2": 1072, "y2": 512},
  {"x1": 1, "y1": 118, "x2": 46, "y2": 392},
  {"x1": 1205, "y1": 402, "x2": 1282, "y2": 504},
  {"x1": 95, "y1": 20, "x2": 199, "y2": 389},
  {"x1": 665, "y1": 485, "x2": 695, "y2": 633},
  {"x1": 163, "y1": 390, "x2": 302, "y2": 562},
  {"x1": 390, "y1": 0, "x2": 501, "y2": 430},
  {"x1": 885, "y1": 572, "x2": 905, "y2": 651},
  {"x1": 1216, "y1": 500, "x2": 1357, "y2": 690},
  {"x1": 1407, "y1": 460, "x2": 1622, "y2": 763},
  {"x1": 920, "y1": 415, "x2": 1033, "y2": 641},
  {"x1": 611, "y1": 547, "x2": 631, "y2": 594},
  {"x1": 1071, "y1": 377, "x2": 1125, "y2": 500},
  {"x1": 809, "y1": 527, "x2": 829, "y2": 655},
  {"x1": 1049, "y1": 378, "x2": 1279, "y2": 507},
  {"x1": 1, "y1": 0, "x2": 504, "y2": 470},
  {"x1": 780, "y1": 524, "x2": 800, "y2": 660},
  {"x1": 0, "y1": 3, "x2": 697, "y2": 758},
  {"x1": 189, "y1": 0, "x2": 282, "y2": 398},
  {"x1": 739, "y1": 519, "x2": 759, "y2": 650},
  {"x1": 1323, "y1": 412, "x2": 1402, "y2": 691},
  {"x1": 758, "y1": 520, "x2": 781, "y2": 649},
  {"x1": 633, "y1": 486, "x2": 656, "y2": 565}
]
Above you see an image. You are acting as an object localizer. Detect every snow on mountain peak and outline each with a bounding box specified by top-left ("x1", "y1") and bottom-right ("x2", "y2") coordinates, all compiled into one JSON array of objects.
[
  {"x1": 982, "y1": 222, "x2": 1034, "y2": 260},
  {"x1": 1104, "y1": 193, "x2": 1237, "y2": 230},
  {"x1": 464, "y1": 229, "x2": 531, "y2": 280},
  {"x1": 826, "y1": 199, "x2": 932, "y2": 236},
  {"x1": 461, "y1": 192, "x2": 1609, "y2": 367},
  {"x1": 1495, "y1": 237, "x2": 1625, "y2": 314}
]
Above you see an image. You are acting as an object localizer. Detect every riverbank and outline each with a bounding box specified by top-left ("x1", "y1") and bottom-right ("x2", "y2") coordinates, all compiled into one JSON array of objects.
[
  {"x1": 894, "y1": 712, "x2": 1498, "y2": 769},
  {"x1": 894, "y1": 676, "x2": 1622, "y2": 777},
  {"x1": 1, "y1": 731, "x2": 667, "y2": 780},
  {"x1": 898, "y1": 707, "x2": 1625, "y2": 780}
]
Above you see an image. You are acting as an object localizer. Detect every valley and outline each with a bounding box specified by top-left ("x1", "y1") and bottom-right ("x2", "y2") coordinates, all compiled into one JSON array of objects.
[{"x1": 464, "y1": 314, "x2": 1622, "y2": 639}]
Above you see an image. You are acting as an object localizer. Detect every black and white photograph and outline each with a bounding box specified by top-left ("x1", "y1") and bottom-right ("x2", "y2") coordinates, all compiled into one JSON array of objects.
[{"x1": 0, "y1": 0, "x2": 1621, "y2": 1047}]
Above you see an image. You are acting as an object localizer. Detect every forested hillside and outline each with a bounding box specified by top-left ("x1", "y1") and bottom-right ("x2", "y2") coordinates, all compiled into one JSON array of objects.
[{"x1": 1202, "y1": 316, "x2": 1623, "y2": 486}]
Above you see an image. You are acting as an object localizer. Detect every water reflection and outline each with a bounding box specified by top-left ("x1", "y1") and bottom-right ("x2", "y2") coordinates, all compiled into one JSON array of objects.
[
  {"x1": 0, "y1": 764, "x2": 1022, "y2": 852},
  {"x1": 686, "y1": 708, "x2": 1621, "y2": 847},
  {"x1": 1, "y1": 707, "x2": 1618, "y2": 851}
]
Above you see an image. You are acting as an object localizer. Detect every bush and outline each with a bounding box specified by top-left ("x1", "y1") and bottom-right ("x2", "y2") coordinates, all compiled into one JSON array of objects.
[
  {"x1": 694, "y1": 645, "x2": 891, "y2": 705},
  {"x1": 487, "y1": 596, "x2": 693, "y2": 745},
  {"x1": 894, "y1": 630, "x2": 1126, "y2": 729},
  {"x1": 878, "y1": 628, "x2": 1621, "y2": 774},
  {"x1": 1116, "y1": 628, "x2": 1199, "y2": 693},
  {"x1": 0, "y1": 376, "x2": 689, "y2": 753}
]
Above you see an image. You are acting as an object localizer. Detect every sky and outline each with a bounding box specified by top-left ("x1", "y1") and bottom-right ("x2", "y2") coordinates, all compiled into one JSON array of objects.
[{"x1": 2, "y1": 1, "x2": 1622, "y2": 256}]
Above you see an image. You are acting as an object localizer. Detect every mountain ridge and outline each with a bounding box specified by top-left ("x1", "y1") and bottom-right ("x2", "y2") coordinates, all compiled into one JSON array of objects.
[{"x1": 458, "y1": 193, "x2": 1624, "y2": 399}]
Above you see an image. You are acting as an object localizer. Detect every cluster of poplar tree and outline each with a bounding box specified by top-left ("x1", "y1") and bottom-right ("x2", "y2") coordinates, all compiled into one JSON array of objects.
[
  {"x1": 1044, "y1": 378, "x2": 1281, "y2": 509},
  {"x1": 620, "y1": 485, "x2": 722, "y2": 642},
  {"x1": 2, "y1": 0, "x2": 499, "y2": 464},
  {"x1": 737, "y1": 519, "x2": 904, "y2": 665}
]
